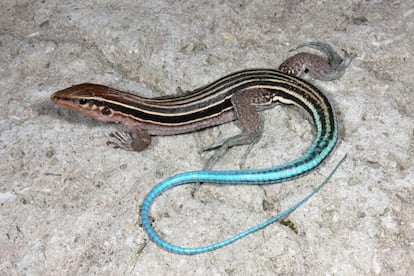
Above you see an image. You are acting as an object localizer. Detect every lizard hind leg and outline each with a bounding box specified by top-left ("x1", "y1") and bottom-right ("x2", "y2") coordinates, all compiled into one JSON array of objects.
[
  {"x1": 192, "y1": 88, "x2": 266, "y2": 195},
  {"x1": 199, "y1": 131, "x2": 262, "y2": 171},
  {"x1": 199, "y1": 88, "x2": 268, "y2": 170},
  {"x1": 279, "y1": 41, "x2": 355, "y2": 81},
  {"x1": 191, "y1": 131, "x2": 261, "y2": 196}
]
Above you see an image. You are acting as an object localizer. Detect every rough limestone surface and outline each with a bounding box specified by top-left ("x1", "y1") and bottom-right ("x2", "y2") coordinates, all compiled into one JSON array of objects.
[{"x1": 1, "y1": 1, "x2": 413, "y2": 275}]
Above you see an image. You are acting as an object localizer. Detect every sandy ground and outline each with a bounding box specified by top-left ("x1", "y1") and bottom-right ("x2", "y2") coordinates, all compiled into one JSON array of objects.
[{"x1": 1, "y1": 1, "x2": 413, "y2": 275}]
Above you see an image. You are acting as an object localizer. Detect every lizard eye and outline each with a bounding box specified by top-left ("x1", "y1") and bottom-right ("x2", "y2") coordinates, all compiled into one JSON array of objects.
[
  {"x1": 79, "y1": 99, "x2": 87, "y2": 105},
  {"x1": 101, "y1": 107, "x2": 111, "y2": 115}
]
